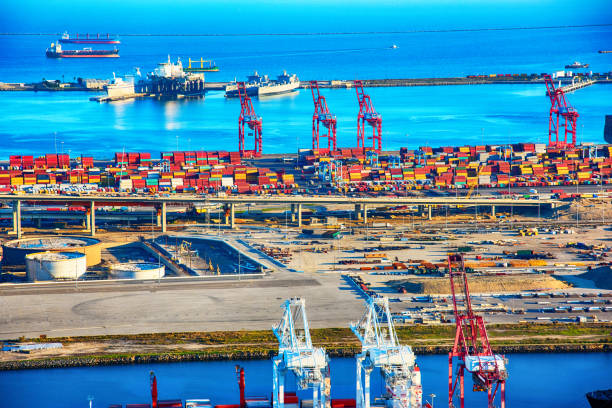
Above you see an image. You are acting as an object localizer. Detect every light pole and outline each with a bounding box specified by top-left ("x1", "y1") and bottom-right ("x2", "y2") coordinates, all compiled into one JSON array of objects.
[{"x1": 429, "y1": 393, "x2": 436, "y2": 408}]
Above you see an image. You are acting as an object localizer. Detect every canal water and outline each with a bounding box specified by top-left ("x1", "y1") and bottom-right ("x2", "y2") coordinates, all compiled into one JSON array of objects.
[
  {"x1": 0, "y1": 353, "x2": 610, "y2": 408},
  {"x1": 0, "y1": 83, "x2": 610, "y2": 158}
]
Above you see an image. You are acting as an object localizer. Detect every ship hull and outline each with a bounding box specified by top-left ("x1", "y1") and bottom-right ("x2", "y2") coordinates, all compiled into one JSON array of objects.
[
  {"x1": 587, "y1": 390, "x2": 612, "y2": 408},
  {"x1": 257, "y1": 81, "x2": 299, "y2": 96},
  {"x1": 59, "y1": 39, "x2": 120, "y2": 44},
  {"x1": 225, "y1": 85, "x2": 258, "y2": 98},
  {"x1": 46, "y1": 52, "x2": 119, "y2": 58}
]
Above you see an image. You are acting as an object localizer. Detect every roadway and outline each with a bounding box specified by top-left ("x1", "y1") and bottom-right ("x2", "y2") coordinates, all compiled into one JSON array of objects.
[{"x1": 0, "y1": 193, "x2": 561, "y2": 207}]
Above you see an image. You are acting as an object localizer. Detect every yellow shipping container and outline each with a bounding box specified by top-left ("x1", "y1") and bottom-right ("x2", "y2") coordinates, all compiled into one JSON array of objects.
[{"x1": 11, "y1": 177, "x2": 24, "y2": 185}]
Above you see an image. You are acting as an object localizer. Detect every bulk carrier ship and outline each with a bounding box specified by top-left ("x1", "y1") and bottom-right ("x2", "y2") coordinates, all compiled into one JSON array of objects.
[{"x1": 58, "y1": 31, "x2": 120, "y2": 44}]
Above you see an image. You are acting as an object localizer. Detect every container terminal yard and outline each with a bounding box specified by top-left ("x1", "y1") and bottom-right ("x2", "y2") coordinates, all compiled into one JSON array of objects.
[{"x1": 1, "y1": 55, "x2": 612, "y2": 408}]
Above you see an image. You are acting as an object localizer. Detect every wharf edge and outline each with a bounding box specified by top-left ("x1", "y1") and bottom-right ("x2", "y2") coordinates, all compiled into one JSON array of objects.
[{"x1": 1, "y1": 343, "x2": 611, "y2": 371}]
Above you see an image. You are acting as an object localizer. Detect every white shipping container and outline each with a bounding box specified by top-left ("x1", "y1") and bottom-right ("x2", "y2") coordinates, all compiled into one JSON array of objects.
[
  {"x1": 119, "y1": 179, "x2": 132, "y2": 190},
  {"x1": 464, "y1": 355, "x2": 506, "y2": 373},
  {"x1": 222, "y1": 176, "x2": 234, "y2": 187}
]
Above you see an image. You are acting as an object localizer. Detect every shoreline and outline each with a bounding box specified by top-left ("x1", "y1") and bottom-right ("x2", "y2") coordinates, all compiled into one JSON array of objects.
[
  {"x1": 1, "y1": 343, "x2": 610, "y2": 371},
  {"x1": 2, "y1": 323, "x2": 611, "y2": 371}
]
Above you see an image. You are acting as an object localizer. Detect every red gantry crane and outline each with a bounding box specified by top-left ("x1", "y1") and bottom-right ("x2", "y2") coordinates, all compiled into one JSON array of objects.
[
  {"x1": 543, "y1": 74, "x2": 579, "y2": 148},
  {"x1": 447, "y1": 254, "x2": 507, "y2": 408},
  {"x1": 354, "y1": 80, "x2": 382, "y2": 153},
  {"x1": 310, "y1": 81, "x2": 337, "y2": 153},
  {"x1": 238, "y1": 82, "x2": 262, "y2": 158}
]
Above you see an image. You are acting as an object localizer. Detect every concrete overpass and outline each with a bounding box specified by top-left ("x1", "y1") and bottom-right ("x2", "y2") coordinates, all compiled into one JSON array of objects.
[{"x1": 0, "y1": 194, "x2": 560, "y2": 238}]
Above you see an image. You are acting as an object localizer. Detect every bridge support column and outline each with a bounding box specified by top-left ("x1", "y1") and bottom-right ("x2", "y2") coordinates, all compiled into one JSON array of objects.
[
  {"x1": 12, "y1": 200, "x2": 22, "y2": 239},
  {"x1": 85, "y1": 207, "x2": 91, "y2": 231},
  {"x1": 161, "y1": 202, "x2": 167, "y2": 233},
  {"x1": 230, "y1": 203, "x2": 235, "y2": 229},
  {"x1": 355, "y1": 204, "x2": 362, "y2": 220},
  {"x1": 290, "y1": 204, "x2": 296, "y2": 222},
  {"x1": 36, "y1": 218, "x2": 42, "y2": 229},
  {"x1": 362, "y1": 204, "x2": 368, "y2": 225},
  {"x1": 428, "y1": 205, "x2": 432, "y2": 220},
  {"x1": 89, "y1": 201, "x2": 96, "y2": 237},
  {"x1": 491, "y1": 205, "x2": 496, "y2": 218},
  {"x1": 297, "y1": 203, "x2": 302, "y2": 227},
  {"x1": 156, "y1": 205, "x2": 162, "y2": 227}
]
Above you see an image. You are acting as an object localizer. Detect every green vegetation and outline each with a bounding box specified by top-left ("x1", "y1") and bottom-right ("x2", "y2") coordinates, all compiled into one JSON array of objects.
[{"x1": 3, "y1": 323, "x2": 609, "y2": 371}]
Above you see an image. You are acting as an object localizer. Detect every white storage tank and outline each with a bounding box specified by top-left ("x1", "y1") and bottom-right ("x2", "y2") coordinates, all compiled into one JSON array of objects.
[
  {"x1": 25, "y1": 251, "x2": 87, "y2": 281},
  {"x1": 110, "y1": 263, "x2": 165, "y2": 280}
]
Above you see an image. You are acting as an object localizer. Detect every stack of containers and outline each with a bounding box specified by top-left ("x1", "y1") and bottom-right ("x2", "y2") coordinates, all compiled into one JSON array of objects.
[{"x1": 9, "y1": 156, "x2": 22, "y2": 169}]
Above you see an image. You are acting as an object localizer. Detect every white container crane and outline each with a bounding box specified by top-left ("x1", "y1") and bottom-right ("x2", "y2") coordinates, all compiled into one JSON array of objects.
[
  {"x1": 272, "y1": 298, "x2": 331, "y2": 408},
  {"x1": 350, "y1": 297, "x2": 422, "y2": 408}
]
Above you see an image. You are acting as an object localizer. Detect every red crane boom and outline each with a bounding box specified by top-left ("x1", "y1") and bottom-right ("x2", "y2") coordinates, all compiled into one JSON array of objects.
[
  {"x1": 310, "y1": 81, "x2": 337, "y2": 153},
  {"x1": 543, "y1": 74, "x2": 579, "y2": 148},
  {"x1": 238, "y1": 82, "x2": 262, "y2": 158},
  {"x1": 150, "y1": 371, "x2": 158, "y2": 408},
  {"x1": 354, "y1": 80, "x2": 382, "y2": 153},
  {"x1": 447, "y1": 254, "x2": 507, "y2": 408}
]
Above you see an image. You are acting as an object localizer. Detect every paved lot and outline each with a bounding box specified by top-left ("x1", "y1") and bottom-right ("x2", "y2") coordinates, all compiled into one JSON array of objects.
[{"x1": 0, "y1": 272, "x2": 366, "y2": 338}]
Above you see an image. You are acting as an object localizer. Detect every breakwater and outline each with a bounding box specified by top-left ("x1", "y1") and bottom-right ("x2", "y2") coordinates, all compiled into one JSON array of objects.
[
  {"x1": 2, "y1": 343, "x2": 610, "y2": 371},
  {"x1": 3, "y1": 76, "x2": 611, "y2": 92}
]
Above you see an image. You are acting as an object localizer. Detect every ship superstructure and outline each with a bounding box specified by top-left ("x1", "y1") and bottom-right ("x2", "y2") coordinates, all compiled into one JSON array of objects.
[{"x1": 135, "y1": 56, "x2": 205, "y2": 98}]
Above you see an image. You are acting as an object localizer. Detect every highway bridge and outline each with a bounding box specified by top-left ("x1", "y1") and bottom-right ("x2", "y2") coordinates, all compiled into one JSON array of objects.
[{"x1": 0, "y1": 194, "x2": 563, "y2": 239}]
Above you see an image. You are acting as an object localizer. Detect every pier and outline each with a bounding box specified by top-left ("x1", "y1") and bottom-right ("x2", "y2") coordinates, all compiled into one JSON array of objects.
[
  {"x1": 558, "y1": 78, "x2": 596, "y2": 93},
  {"x1": 3, "y1": 74, "x2": 611, "y2": 94}
]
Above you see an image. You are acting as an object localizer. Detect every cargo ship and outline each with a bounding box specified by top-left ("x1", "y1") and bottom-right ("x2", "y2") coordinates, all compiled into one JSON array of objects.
[
  {"x1": 184, "y1": 58, "x2": 219, "y2": 73},
  {"x1": 565, "y1": 61, "x2": 589, "y2": 69},
  {"x1": 46, "y1": 43, "x2": 119, "y2": 58},
  {"x1": 258, "y1": 71, "x2": 299, "y2": 96},
  {"x1": 59, "y1": 31, "x2": 120, "y2": 44},
  {"x1": 225, "y1": 71, "x2": 299, "y2": 97}
]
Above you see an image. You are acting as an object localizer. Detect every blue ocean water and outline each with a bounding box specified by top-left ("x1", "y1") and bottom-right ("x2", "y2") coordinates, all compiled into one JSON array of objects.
[
  {"x1": 1, "y1": 27, "x2": 612, "y2": 84},
  {"x1": 0, "y1": 353, "x2": 610, "y2": 408},
  {"x1": 0, "y1": 26, "x2": 611, "y2": 157},
  {"x1": 0, "y1": 82, "x2": 609, "y2": 158}
]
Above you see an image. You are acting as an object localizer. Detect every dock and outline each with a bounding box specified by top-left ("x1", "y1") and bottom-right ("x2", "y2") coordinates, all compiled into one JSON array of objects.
[
  {"x1": 89, "y1": 93, "x2": 147, "y2": 102},
  {"x1": 559, "y1": 79, "x2": 596, "y2": 93}
]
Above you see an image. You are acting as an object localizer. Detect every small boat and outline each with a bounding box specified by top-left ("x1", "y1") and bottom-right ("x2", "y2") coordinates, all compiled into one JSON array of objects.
[
  {"x1": 565, "y1": 61, "x2": 589, "y2": 69},
  {"x1": 390, "y1": 44, "x2": 399, "y2": 49}
]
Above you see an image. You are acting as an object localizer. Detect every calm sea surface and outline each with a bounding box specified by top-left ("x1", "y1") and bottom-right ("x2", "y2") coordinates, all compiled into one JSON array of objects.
[
  {"x1": 0, "y1": 353, "x2": 610, "y2": 408},
  {"x1": 0, "y1": 27, "x2": 611, "y2": 157}
]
